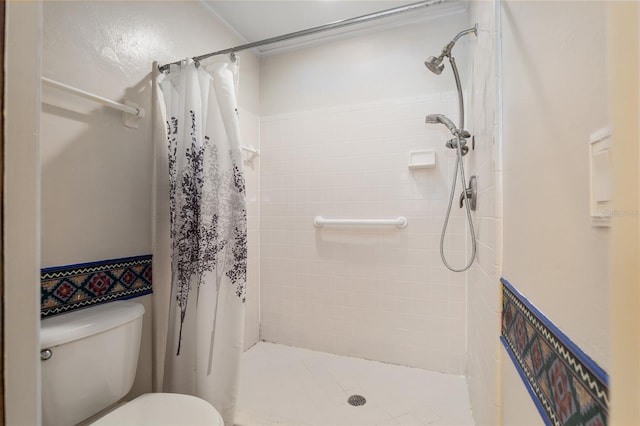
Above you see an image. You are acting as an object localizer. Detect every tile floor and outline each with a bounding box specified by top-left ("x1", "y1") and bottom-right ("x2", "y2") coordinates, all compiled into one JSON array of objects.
[{"x1": 235, "y1": 342, "x2": 475, "y2": 426}]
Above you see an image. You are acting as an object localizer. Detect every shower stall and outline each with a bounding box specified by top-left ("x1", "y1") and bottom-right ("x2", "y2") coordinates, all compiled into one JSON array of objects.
[
  {"x1": 257, "y1": 10, "x2": 476, "y2": 374},
  {"x1": 241, "y1": 2, "x2": 502, "y2": 424},
  {"x1": 31, "y1": 0, "x2": 504, "y2": 425},
  {"x1": 152, "y1": 1, "x2": 501, "y2": 423}
]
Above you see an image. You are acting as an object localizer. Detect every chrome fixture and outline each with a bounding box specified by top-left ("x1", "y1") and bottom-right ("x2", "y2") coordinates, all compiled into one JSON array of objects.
[
  {"x1": 425, "y1": 114, "x2": 457, "y2": 135},
  {"x1": 446, "y1": 138, "x2": 469, "y2": 156},
  {"x1": 424, "y1": 56, "x2": 445, "y2": 75},
  {"x1": 459, "y1": 176, "x2": 477, "y2": 210},
  {"x1": 425, "y1": 24, "x2": 478, "y2": 272},
  {"x1": 424, "y1": 114, "x2": 471, "y2": 156},
  {"x1": 425, "y1": 24, "x2": 477, "y2": 132},
  {"x1": 159, "y1": 0, "x2": 450, "y2": 72},
  {"x1": 426, "y1": 114, "x2": 471, "y2": 155},
  {"x1": 424, "y1": 25, "x2": 477, "y2": 77},
  {"x1": 347, "y1": 395, "x2": 367, "y2": 407}
]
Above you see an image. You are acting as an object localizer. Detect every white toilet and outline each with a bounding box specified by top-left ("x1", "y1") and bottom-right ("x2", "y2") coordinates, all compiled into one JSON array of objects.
[{"x1": 40, "y1": 301, "x2": 224, "y2": 426}]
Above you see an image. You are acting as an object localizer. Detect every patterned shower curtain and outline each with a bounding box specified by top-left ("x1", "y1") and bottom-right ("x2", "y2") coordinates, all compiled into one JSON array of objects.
[{"x1": 158, "y1": 58, "x2": 246, "y2": 426}]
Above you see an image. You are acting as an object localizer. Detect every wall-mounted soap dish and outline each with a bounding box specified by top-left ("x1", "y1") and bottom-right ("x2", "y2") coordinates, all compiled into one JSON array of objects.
[{"x1": 408, "y1": 150, "x2": 436, "y2": 170}]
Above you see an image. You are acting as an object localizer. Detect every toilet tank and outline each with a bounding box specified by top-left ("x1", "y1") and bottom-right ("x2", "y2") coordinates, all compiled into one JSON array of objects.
[{"x1": 40, "y1": 301, "x2": 145, "y2": 426}]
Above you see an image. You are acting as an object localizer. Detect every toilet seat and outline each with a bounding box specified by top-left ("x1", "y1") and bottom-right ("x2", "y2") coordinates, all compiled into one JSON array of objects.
[{"x1": 90, "y1": 393, "x2": 224, "y2": 426}]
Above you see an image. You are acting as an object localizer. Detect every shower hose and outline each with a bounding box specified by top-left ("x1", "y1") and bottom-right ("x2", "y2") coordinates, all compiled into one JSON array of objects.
[{"x1": 440, "y1": 134, "x2": 477, "y2": 272}]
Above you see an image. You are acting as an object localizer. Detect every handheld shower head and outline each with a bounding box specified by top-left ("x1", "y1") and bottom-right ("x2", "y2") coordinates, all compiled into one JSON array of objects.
[
  {"x1": 424, "y1": 114, "x2": 440, "y2": 124},
  {"x1": 425, "y1": 114, "x2": 458, "y2": 135}
]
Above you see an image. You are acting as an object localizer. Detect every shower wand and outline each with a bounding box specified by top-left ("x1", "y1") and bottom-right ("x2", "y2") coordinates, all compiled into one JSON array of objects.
[
  {"x1": 425, "y1": 114, "x2": 471, "y2": 140},
  {"x1": 425, "y1": 114, "x2": 456, "y2": 133},
  {"x1": 423, "y1": 24, "x2": 479, "y2": 273}
]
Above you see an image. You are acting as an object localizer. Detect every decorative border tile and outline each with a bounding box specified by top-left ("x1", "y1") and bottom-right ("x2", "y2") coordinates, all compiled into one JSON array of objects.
[
  {"x1": 41, "y1": 255, "x2": 152, "y2": 318},
  {"x1": 501, "y1": 278, "x2": 608, "y2": 426}
]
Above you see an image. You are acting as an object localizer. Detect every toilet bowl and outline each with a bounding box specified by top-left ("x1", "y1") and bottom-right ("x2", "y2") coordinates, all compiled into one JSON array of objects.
[{"x1": 40, "y1": 301, "x2": 223, "y2": 425}]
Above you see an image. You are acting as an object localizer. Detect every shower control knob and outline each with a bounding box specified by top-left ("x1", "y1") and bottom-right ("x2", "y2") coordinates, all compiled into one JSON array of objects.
[
  {"x1": 459, "y1": 176, "x2": 478, "y2": 211},
  {"x1": 459, "y1": 188, "x2": 472, "y2": 208}
]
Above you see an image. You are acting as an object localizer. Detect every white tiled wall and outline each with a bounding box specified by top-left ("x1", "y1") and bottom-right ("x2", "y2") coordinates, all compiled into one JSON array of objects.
[
  {"x1": 259, "y1": 93, "x2": 470, "y2": 374},
  {"x1": 465, "y1": 1, "x2": 502, "y2": 424},
  {"x1": 241, "y1": 107, "x2": 261, "y2": 350}
]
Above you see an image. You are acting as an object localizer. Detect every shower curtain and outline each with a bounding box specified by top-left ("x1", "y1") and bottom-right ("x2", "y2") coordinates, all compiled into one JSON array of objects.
[{"x1": 157, "y1": 58, "x2": 246, "y2": 426}]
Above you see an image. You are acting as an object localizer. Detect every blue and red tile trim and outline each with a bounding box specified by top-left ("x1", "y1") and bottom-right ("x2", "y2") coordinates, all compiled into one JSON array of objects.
[
  {"x1": 41, "y1": 255, "x2": 153, "y2": 318},
  {"x1": 501, "y1": 278, "x2": 608, "y2": 426}
]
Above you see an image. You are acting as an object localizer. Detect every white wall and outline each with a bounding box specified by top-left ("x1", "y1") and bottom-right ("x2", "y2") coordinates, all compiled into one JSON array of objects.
[
  {"x1": 465, "y1": 0, "x2": 502, "y2": 424},
  {"x1": 261, "y1": 15, "x2": 469, "y2": 116},
  {"x1": 41, "y1": 0, "x2": 259, "y2": 264},
  {"x1": 4, "y1": 2, "x2": 43, "y2": 424},
  {"x1": 501, "y1": 362, "x2": 541, "y2": 424},
  {"x1": 241, "y1": 109, "x2": 261, "y2": 351},
  {"x1": 609, "y1": 2, "x2": 640, "y2": 424},
  {"x1": 259, "y1": 13, "x2": 473, "y2": 373},
  {"x1": 40, "y1": 0, "x2": 261, "y2": 399},
  {"x1": 500, "y1": 1, "x2": 610, "y2": 423}
]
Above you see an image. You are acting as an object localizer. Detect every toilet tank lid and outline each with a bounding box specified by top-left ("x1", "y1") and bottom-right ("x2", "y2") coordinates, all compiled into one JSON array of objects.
[{"x1": 40, "y1": 301, "x2": 145, "y2": 349}]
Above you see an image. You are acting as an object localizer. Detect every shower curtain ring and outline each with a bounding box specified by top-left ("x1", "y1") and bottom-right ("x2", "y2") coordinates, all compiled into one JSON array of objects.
[
  {"x1": 193, "y1": 58, "x2": 200, "y2": 68},
  {"x1": 230, "y1": 52, "x2": 237, "y2": 63}
]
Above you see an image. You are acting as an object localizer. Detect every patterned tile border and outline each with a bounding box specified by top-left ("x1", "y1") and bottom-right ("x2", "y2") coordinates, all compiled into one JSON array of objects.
[
  {"x1": 501, "y1": 278, "x2": 608, "y2": 426},
  {"x1": 41, "y1": 255, "x2": 152, "y2": 318}
]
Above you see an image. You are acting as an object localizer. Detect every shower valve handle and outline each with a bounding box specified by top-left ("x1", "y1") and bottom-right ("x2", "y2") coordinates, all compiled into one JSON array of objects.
[
  {"x1": 459, "y1": 188, "x2": 472, "y2": 208},
  {"x1": 459, "y1": 176, "x2": 478, "y2": 211}
]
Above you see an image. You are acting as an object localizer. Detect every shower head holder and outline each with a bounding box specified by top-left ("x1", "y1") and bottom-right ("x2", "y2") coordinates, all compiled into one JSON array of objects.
[{"x1": 446, "y1": 138, "x2": 470, "y2": 156}]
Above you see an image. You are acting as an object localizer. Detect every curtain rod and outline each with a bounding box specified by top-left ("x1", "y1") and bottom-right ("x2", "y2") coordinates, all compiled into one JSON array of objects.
[{"x1": 158, "y1": 0, "x2": 448, "y2": 72}]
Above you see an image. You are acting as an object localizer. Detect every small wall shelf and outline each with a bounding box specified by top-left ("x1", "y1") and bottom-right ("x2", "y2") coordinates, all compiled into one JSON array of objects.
[{"x1": 408, "y1": 150, "x2": 436, "y2": 170}]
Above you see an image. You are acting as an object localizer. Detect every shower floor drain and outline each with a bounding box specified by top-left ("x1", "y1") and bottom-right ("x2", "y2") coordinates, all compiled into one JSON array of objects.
[{"x1": 347, "y1": 394, "x2": 367, "y2": 406}]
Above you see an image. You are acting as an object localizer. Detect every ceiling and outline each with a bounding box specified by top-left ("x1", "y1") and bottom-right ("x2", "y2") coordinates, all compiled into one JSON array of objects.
[{"x1": 201, "y1": 1, "x2": 465, "y2": 54}]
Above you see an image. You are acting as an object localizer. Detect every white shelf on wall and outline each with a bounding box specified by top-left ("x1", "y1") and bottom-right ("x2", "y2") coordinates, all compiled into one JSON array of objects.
[
  {"x1": 408, "y1": 150, "x2": 436, "y2": 170},
  {"x1": 241, "y1": 144, "x2": 260, "y2": 163}
]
